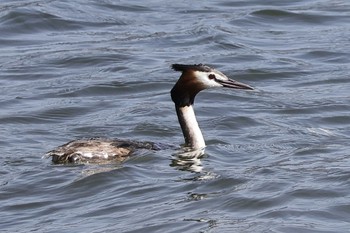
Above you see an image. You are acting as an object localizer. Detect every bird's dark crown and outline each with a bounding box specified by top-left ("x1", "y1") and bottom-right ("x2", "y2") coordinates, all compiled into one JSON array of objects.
[{"x1": 171, "y1": 64, "x2": 212, "y2": 73}]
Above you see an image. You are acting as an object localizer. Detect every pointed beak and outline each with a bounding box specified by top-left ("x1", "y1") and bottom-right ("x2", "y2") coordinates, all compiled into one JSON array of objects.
[{"x1": 216, "y1": 78, "x2": 254, "y2": 90}]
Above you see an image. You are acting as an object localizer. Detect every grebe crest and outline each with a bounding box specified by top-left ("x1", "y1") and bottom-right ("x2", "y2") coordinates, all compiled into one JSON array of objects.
[
  {"x1": 46, "y1": 64, "x2": 253, "y2": 164},
  {"x1": 171, "y1": 64, "x2": 253, "y2": 107}
]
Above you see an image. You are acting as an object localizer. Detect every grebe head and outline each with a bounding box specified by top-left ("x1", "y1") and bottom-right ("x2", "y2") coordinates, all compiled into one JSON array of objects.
[{"x1": 171, "y1": 64, "x2": 253, "y2": 107}]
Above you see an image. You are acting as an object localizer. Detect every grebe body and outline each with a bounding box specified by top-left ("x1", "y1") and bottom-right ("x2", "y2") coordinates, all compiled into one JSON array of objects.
[
  {"x1": 46, "y1": 64, "x2": 253, "y2": 163},
  {"x1": 46, "y1": 138, "x2": 159, "y2": 163}
]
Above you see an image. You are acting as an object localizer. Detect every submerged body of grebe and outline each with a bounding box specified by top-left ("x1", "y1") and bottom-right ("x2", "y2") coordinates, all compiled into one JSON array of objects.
[
  {"x1": 46, "y1": 64, "x2": 253, "y2": 164},
  {"x1": 46, "y1": 138, "x2": 162, "y2": 164}
]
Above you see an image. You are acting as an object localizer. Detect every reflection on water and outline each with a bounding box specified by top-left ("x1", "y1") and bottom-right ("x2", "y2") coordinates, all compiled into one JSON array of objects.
[
  {"x1": 171, "y1": 148, "x2": 205, "y2": 173},
  {"x1": 80, "y1": 163, "x2": 124, "y2": 177}
]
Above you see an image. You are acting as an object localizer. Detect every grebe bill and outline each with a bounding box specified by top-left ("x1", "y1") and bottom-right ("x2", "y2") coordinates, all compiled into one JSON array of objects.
[{"x1": 46, "y1": 64, "x2": 253, "y2": 163}]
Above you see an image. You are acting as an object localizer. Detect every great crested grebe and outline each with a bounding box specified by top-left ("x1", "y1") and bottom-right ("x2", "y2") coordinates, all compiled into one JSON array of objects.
[{"x1": 46, "y1": 64, "x2": 253, "y2": 163}]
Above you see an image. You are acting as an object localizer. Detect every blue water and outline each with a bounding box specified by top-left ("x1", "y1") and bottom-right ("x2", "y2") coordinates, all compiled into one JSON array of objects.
[{"x1": 1, "y1": 0, "x2": 350, "y2": 232}]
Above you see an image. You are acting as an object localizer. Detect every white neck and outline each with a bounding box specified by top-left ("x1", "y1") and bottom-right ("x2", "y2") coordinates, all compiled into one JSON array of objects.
[{"x1": 175, "y1": 105, "x2": 205, "y2": 149}]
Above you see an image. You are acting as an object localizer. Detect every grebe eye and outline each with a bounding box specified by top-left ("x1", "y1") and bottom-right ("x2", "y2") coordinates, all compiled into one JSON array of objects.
[{"x1": 208, "y1": 74, "x2": 216, "y2": 80}]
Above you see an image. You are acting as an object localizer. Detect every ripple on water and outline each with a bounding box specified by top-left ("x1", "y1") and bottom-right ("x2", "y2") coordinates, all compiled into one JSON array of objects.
[
  {"x1": 0, "y1": 9, "x2": 82, "y2": 35},
  {"x1": 250, "y1": 9, "x2": 350, "y2": 26}
]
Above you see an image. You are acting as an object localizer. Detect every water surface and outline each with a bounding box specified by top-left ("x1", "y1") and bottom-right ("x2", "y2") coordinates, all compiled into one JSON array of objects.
[{"x1": 1, "y1": 0, "x2": 350, "y2": 232}]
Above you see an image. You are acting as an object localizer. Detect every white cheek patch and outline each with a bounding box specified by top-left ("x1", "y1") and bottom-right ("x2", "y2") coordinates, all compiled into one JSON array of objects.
[{"x1": 194, "y1": 71, "x2": 223, "y2": 88}]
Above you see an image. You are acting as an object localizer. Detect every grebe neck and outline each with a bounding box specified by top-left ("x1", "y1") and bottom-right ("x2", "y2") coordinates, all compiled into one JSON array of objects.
[{"x1": 175, "y1": 104, "x2": 205, "y2": 149}]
